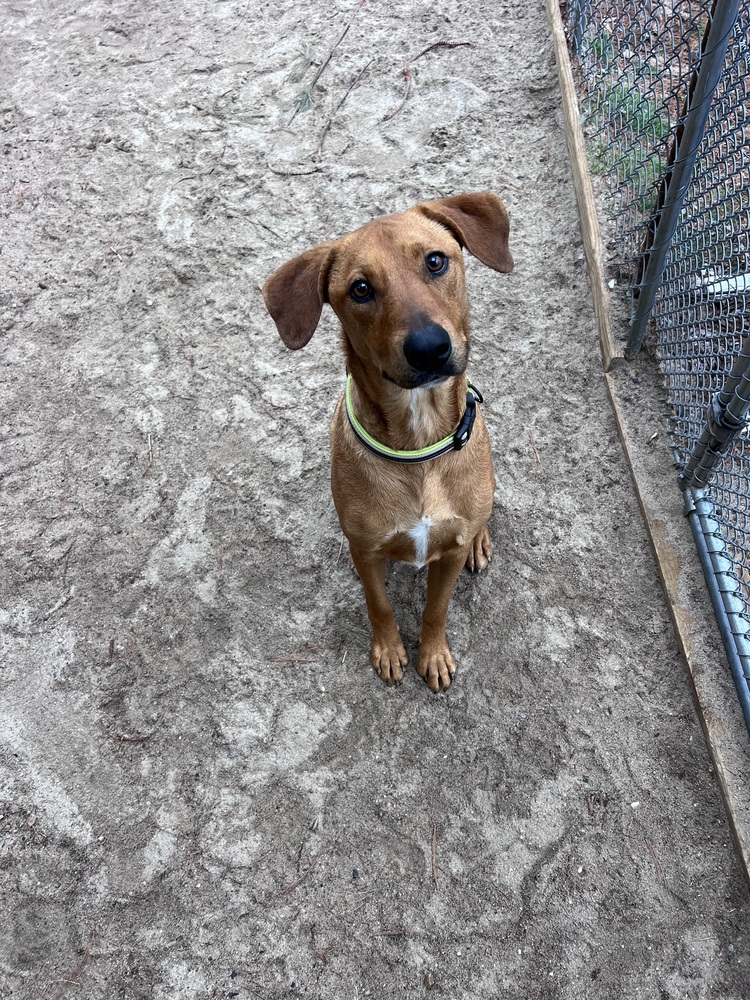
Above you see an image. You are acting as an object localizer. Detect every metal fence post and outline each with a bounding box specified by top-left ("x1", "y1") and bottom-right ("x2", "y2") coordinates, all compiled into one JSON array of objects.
[
  {"x1": 684, "y1": 338, "x2": 750, "y2": 490},
  {"x1": 568, "y1": 0, "x2": 586, "y2": 56},
  {"x1": 684, "y1": 489, "x2": 750, "y2": 731},
  {"x1": 625, "y1": 0, "x2": 741, "y2": 359}
]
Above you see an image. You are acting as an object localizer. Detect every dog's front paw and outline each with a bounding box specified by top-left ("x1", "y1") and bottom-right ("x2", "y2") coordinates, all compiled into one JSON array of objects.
[
  {"x1": 465, "y1": 524, "x2": 492, "y2": 573},
  {"x1": 371, "y1": 634, "x2": 408, "y2": 686},
  {"x1": 416, "y1": 643, "x2": 457, "y2": 693}
]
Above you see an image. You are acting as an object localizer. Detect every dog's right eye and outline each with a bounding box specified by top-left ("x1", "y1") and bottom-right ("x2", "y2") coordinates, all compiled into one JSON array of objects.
[{"x1": 349, "y1": 279, "x2": 373, "y2": 303}]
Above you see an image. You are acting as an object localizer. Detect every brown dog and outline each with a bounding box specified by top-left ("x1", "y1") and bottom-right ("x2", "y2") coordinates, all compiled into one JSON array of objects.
[{"x1": 263, "y1": 193, "x2": 513, "y2": 691}]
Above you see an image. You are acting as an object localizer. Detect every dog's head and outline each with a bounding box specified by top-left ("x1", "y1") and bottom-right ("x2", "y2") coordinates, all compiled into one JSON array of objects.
[{"x1": 263, "y1": 193, "x2": 513, "y2": 390}]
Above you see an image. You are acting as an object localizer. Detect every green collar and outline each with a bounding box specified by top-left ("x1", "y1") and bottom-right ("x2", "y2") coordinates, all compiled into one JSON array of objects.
[{"x1": 344, "y1": 375, "x2": 483, "y2": 464}]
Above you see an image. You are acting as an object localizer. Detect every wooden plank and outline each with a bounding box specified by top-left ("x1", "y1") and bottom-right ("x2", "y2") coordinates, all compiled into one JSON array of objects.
[
  {"x1": 606, "y1": 370, "x2": 750, "y2": 889},
  {"x1": 544, "y1": 0, "x2": 622, "y2": 370},
  {"x1": 542, "y1": 0, "x2": 750, "y2": 888}
]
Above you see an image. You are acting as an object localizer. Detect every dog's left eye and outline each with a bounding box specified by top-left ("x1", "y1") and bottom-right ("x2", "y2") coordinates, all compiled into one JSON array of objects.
[{"x1": 426, "y1": 252, "x2": 448, "y2": 275}]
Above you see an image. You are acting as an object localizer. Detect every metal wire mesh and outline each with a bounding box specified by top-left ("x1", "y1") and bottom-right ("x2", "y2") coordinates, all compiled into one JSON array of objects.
[
  {"x1": 654, "y1": 4, "x2": 750, "y2": 464},
  {"x1": 568, "y1": 0, "x2": 713, "y2": 294},
  {"x1": 564, "y1": 0, "x2": 750, "y2": 723}
]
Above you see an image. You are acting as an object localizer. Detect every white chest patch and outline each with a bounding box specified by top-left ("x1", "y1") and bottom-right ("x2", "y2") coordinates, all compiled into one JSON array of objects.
[
  {"x1": 408, "y1": 388, "x2": 425, "y2": 432},
  {"x1": 408, "y1": 516, "x2": 434, "y2": 567}
]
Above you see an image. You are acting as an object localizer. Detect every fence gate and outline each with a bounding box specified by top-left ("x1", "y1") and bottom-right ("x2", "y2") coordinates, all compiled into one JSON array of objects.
[{"x1": 564, "y1": 0, "x2": 750, "y2": 728}]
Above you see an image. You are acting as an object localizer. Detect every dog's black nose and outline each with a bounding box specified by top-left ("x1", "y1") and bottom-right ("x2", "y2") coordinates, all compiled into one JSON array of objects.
[{"x1": 403, "y1": 324, "x2": 453, "y2": 373}]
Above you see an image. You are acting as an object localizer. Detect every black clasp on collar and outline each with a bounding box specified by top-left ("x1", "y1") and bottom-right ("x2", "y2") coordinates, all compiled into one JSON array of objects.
[{"x1": 453, "y1": 383, "x2": 483, "y2": 450}]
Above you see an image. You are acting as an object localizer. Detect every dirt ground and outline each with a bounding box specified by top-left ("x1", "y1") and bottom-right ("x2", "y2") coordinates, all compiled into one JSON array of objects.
[{"x1": 1, "y1": 1, "x2": 749, "y2": 998}]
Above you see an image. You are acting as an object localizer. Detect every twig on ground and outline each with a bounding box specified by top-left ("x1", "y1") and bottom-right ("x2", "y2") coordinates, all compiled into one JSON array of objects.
[
  {"x1": 213, "y1": 474, "x2": 238, "y2": 491},
  {"x1": 270, "y1": 644, "x2": 321, "y2": 667},
  {"x1": 381, "y1": 65, "x2": 414, "y2": 124},
  {"x1": 268, "y1": 656, "x2": 318, "y2": 665},
  {"x1": 279, "y1": 855, "x2": 323, "y2": 898},
  {"x1": 43, "y1": 589, "x2": 74, "y2": 621},
  {"x1": 314, "y1": 942, "x2": 338, "y2": 963},
  {"x1": 108, "y1": 245, "x2": 133, "y2": 260},
  {"x1": 58, "y1": 541, "x2": 75, "y2": 586},
  {"x1": 110, "y1": 731, "x2": 153, "y2": 743},
  {"x1": 142, "y1": 433, "x2": 153, "y2": 477},
  {"x1": 410, "y1": 39, "x2": 474, "y2": 63},
  {"x1": 266, "y1": 160, "x2": 321, "y2": 177},
  {"x1": 431, "y1": 825, "x2": 438, "y2": 886},
  {"x1": 530, "y1": 434, "x2": 541, "y2": 464},
  {"x1": 644, "y1": 835, "x2": 665, "y2": 883},
  {"x1": 289, "y1": 23, "x2": 351, "y2": 125},
  {"x1": 382, "y1": 40, "x2": 475, "y2": 123},
  {"x1": 317, "y1": 59, "x2": 374, "y2": 154},
  {"x1": 51, "y1": 931, "x2": 95, "y2": 1000},
  {"x1": 123, "y1": 627, "x2": 141, "y2": 664}
]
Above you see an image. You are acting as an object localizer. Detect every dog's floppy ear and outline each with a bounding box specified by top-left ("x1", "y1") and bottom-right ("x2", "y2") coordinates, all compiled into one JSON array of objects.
[
  {"x1": 262, "y1": 241, "x2": 335, "y2": 350},
  {"x1": 416, "y1": 193, "x2": 513, "y2": 274}
]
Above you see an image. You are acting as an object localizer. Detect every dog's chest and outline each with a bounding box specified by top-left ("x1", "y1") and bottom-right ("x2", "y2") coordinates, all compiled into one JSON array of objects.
[
  {"x1": 388, "y1": 510, "x2": 465, "y2": 568},
  {"x1": 382, "y1": 474, "x2": 467, "y2": 568}
]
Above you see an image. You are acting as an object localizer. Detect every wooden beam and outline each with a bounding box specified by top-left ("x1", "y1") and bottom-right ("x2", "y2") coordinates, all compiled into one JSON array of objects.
[
  {"x1": 544, "y1": 0, "x2": 622, "y2": 370},
  {"x1": 543, "y1": 0, "x2": 750, "y2": 887},
  {"x1": 605, "y1": 370, "x2": 750, "y2": 888}
]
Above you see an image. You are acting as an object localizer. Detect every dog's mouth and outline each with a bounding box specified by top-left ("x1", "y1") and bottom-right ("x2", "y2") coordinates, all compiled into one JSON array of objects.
[{"x1": 383, "y1": 369, "x2": 457, "y2": 390}]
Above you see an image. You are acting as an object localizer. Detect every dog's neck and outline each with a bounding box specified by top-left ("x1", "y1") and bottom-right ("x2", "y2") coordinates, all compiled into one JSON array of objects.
[{"x1": 345, "y1": 353, "x2": 468, "y2": 453}]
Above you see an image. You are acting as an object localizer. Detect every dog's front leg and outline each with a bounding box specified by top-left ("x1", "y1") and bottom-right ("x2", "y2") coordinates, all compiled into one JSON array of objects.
[
  {"x1": 417, "y1": 547, "x2": 470, "y2": 692},
  {"x1": 349, "y1": 545, "x2": 409, "y2": 685}
]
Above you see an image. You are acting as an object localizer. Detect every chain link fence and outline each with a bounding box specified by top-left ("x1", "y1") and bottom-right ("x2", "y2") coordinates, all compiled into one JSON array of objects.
[{"x1": 564, "y1": 0, "x2": 750, "y2": 728}]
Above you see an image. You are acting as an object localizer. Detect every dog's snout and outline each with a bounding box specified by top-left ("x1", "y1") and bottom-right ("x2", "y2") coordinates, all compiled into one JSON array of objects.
[{"x1": 403, "y1": 324, "x2": 453, "y2": 373}]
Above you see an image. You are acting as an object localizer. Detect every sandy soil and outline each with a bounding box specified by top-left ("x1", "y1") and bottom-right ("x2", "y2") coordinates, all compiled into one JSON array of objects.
[{"x1": 1, "y1": 1, "x2": 748, "y2": 998}]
